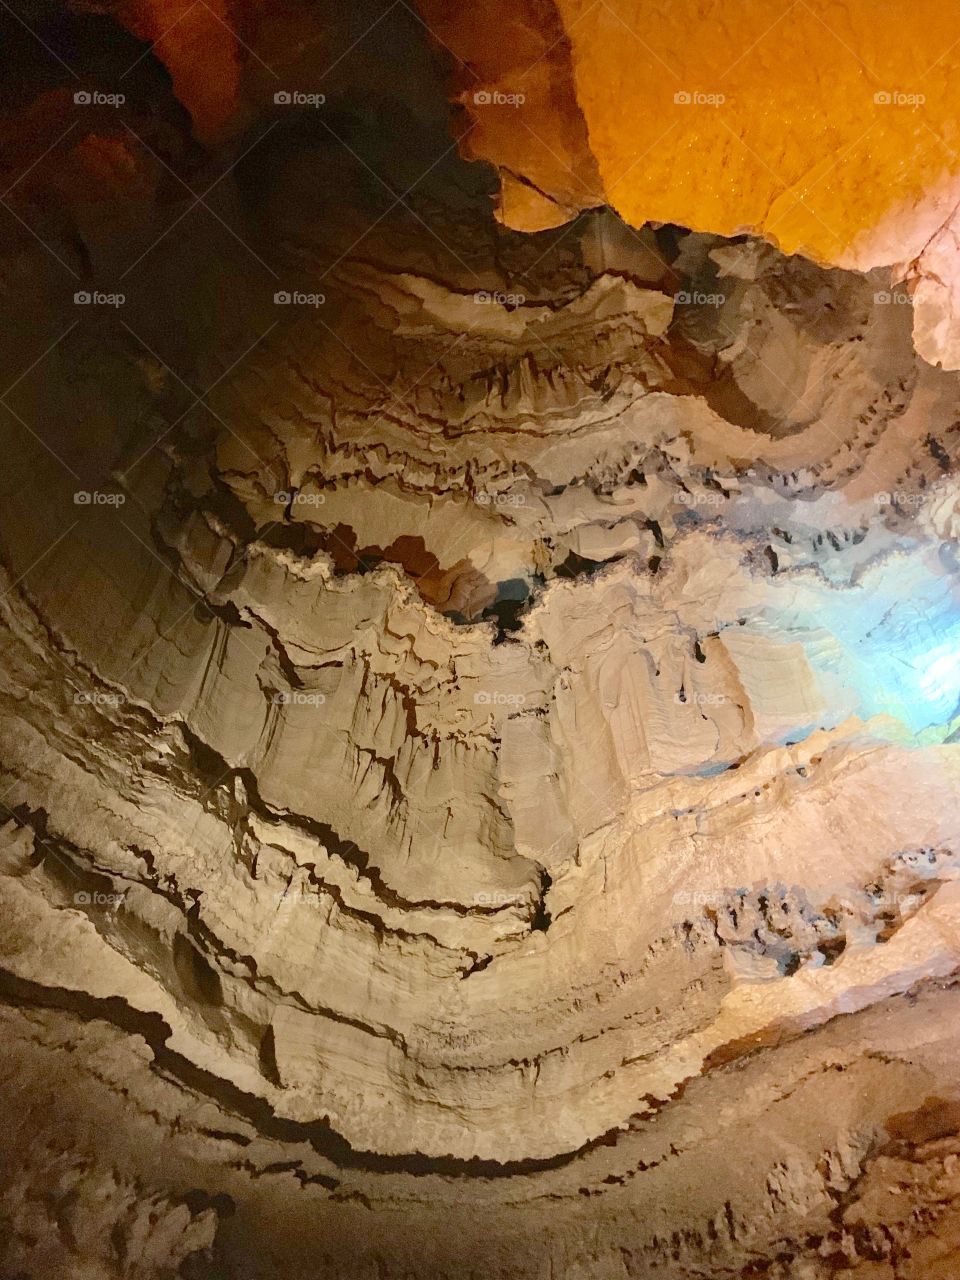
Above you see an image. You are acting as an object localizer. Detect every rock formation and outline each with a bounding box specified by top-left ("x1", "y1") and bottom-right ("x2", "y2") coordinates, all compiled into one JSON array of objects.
[
  {"x1": 1, "y1": 2, "x2": 960, "y2": 1277},
  {"x1": 420, "y1": 0, "x2": 960, "y2": 371}
]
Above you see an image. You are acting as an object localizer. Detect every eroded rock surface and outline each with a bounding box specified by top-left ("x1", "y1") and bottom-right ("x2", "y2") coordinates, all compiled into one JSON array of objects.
[
  {"x1": 418, "y1": 0, "x2": 960, "y2": 370},
  {"x1": 2, "y1": 2, "x2": 960, "y2": 1278}
]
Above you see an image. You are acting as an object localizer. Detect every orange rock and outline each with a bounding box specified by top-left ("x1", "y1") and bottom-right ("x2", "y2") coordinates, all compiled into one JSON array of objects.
[
  {"x1": 418, "y1": 0, "x2": 960, "y2": 364},
  {"x1": 555, "y1": 0, "x2": 959, "y2": 268},
  {"x1": 416, "y1": 0, "x2": 602, "y2": 228},
  {"x1": 108, "y1": 0, "x2": 244, "y2": 140}
]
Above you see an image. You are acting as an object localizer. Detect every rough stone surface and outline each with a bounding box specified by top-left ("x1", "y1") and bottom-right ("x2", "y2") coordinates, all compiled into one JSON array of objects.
[
  {"x1": 418, "y1": 0, "x2": 960, "y2": 369},
  {"x1": 2, "y1": 3, "x2": 960, "y2": 1278}
]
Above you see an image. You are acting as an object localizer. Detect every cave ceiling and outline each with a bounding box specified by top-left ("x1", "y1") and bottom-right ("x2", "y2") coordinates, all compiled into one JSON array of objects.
[{"x1": 1, "y1": 2, "x2": 960, "y2": 1278}]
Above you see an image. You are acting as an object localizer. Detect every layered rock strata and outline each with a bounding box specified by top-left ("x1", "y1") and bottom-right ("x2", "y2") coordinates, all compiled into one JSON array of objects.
[{"x1": 1, "y1": 3, "x2": 960, "y2": 1277}]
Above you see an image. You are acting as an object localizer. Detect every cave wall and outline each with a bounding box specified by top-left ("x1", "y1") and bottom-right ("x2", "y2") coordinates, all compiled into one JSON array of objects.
[{"x1": 0, "y1": 2, "x2": 960, "y2": 1277}]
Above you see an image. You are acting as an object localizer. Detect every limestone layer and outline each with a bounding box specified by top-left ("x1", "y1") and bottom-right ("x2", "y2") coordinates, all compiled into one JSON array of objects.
[
  {"x1": 1, "y1": 2, "x2": 960, "y2": 1277},
  {"x1": 417, "y1": 0, "x2": 960, "y2": 370}
]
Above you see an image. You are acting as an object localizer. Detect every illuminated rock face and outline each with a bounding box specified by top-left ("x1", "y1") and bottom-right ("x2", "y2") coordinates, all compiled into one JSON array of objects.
[
  {"x1": 104, "y1": 0, "x2": 244, "y2": 139},
  {"x1": 422, "y1": 0, "x2": 960, "y2": 369},
  {"x1": 413, "y1": 0, "x2": 604, "y2": 229},
  {"x1": 2, "y1": 3, "x2": 960, "y2": 1279}
]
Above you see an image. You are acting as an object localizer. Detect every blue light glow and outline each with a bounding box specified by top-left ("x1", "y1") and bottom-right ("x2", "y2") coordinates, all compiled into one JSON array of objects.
[
  {"x1": 834, "y1": 597, "x2": 960, "y2": 731},
  {"x1": 919, "y1": 645, "x2": 960, "y2": 702},
  {"x1": 762, "y1": 557, "x2": 960, "y2": 734},
  {"x1": 855, "y1": 589, "x2": 960, "y2": 730}
]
